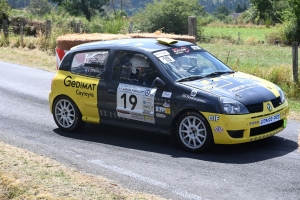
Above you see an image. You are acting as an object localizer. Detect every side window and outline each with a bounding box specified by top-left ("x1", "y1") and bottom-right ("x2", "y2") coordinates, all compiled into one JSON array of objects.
[
  {"x1": 112, "y1": 50, "x2": 160, "y2": 87},
  {"x1": 70, "y1": 50, "x2": 109, "y2": 77}
]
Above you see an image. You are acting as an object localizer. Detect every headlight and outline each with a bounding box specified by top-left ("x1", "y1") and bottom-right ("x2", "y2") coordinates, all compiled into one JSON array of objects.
[
  {"x1": 219, "y1": 97, "x2": 249, "y2": 114},
  {"x1": 275, "y1": 85, "x2": 285, "y2": 104}
]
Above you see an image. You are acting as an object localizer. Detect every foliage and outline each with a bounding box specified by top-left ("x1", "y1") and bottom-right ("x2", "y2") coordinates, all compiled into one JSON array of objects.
[
  {"x1": 27, "y1": 0, "x2": 53, "y2": 16},
  {"x1": 52, "y1": 0, "x2": 110, "y2": 21},
  {"x1": 248, "y1": 0, "x2": 287, "y2": 24},
  {"x1": 7, "y1": 0, "x2": 31, "y2": 8},
  {"x1": 213, "y1": 6, "x2": 231, "y2": 20},
  {"x1": 133, "y1": 0, "x2": 207, "y2": 35},
  {"x1": 235, "y1": 3, "x2": 244, "y2": 13},
  {"x1": 0, "y1": 0, "x2": 12, "y2": 21},
  {"x1": 200, "y1": 0, "x2": 250, "y2": 13}
]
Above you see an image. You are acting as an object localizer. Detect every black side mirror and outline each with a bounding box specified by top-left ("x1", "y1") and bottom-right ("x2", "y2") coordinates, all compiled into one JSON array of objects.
[{"x1": 153, "y1": 77, "x2": 166, "y2": 88}]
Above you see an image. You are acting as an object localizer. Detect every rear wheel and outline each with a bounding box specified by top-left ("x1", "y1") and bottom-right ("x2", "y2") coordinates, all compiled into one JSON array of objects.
[
  {"x1": 176, "y1": 111, "x2": 213, "y2": 153},
  {"x1": 53, "y1": 96, "x2": 85, "y2": 132}
]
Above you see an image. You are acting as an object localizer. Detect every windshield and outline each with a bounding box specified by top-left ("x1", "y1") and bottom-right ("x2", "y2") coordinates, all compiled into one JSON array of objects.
[{"x1": 155, "y1": 49, "x2": 234, "y2": 82}]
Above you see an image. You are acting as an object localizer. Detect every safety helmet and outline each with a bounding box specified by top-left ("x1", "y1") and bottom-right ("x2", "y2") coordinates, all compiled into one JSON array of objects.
[{"x1": 129, "y1": 55, "x2": 149, "y2": 74}]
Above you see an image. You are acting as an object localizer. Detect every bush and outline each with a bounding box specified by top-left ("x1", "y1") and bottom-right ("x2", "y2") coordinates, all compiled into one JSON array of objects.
[
  {"x1": 283, "y1": 18, "x2": 300, "y2": 44},
  {"x1": 133, "y1": 0, "x2": 206, "y2": 35}
]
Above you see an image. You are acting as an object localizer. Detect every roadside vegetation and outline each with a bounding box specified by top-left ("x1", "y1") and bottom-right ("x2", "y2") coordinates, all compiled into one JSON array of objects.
[{"x1": 0, "y1": 0, "x2": 300, "y2": 198}]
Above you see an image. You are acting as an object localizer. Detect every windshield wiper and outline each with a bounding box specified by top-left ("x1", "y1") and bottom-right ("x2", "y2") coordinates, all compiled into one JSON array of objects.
[
  {"x1": 203, "y1": 71, "x2": 234, "y2": 78},
  {"x1": 176, "y1": 75, "x2": 205, "y2": 82}
]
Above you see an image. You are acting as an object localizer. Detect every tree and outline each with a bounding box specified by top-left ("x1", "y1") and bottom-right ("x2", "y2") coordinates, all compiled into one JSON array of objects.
[
  {"x1": 28, "y1": 0, "x2": 52, "y2": 15},
  {"x1": 0, "y1": 0, "x2": 11, "y2": 21},
  {"x1": 213, "y1": 5, "x2": 231, "y2": 20},
  {"x1": 235, "y1": 3, "x2": 243, "y2": 13},
  {"x1": 133, "y1": 0, "x2": 206, "y2": 35},
  {"x1": 52, "y1": 0, "x2": 110, "y2": 21},
  {"x1": 242, "y1": 2, "x2": 248, "y2": 11}
]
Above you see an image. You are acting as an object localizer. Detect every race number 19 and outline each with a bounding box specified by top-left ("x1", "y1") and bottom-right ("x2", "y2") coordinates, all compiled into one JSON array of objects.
[{"x1": 121, "y1": 93, "x2": 137, "y2": 110}]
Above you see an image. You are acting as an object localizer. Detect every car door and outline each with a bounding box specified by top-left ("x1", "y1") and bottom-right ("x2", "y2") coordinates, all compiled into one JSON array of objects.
[{"x1": 99, "y1": 50, "x2": 172, "y2": 131}]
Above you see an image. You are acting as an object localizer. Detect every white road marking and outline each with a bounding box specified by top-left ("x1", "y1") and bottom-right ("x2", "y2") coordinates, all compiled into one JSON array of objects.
[{"x1": 88, "y1": 159, "x2": 206, "y2": 200}]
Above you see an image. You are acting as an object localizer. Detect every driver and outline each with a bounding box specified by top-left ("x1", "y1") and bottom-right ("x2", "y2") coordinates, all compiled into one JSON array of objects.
[{"x1": 129, "y1": 55, "x2": 150, "y2": 85}]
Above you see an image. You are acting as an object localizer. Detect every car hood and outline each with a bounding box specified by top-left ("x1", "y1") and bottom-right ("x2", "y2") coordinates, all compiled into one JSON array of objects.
[{"x1": 179, "y1": 72, "x2": 280, "y2": 105}]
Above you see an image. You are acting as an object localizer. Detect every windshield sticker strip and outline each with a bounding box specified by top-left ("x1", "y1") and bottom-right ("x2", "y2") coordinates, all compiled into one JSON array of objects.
[
  {"x1": 159, "y1": 56, "x2": 175, "y2": 64},
  {"x1": 153, "y1": 50, "x2": 170, "y2": 57}
]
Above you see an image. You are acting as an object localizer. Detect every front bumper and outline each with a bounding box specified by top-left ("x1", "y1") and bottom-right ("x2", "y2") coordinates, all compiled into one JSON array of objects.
[{"x1": 202, "y1": 101, "x2": 289, "y2": 144}]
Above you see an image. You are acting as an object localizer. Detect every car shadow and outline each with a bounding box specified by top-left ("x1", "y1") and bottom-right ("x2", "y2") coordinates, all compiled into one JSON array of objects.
[{"x1": 54, "y1": 123, "x2": 298, "y2": 164}]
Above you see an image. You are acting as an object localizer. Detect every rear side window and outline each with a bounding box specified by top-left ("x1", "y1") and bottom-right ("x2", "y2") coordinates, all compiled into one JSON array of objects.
[{"x1": 70, "y1": 50, "x2": 109, "y2": 78}]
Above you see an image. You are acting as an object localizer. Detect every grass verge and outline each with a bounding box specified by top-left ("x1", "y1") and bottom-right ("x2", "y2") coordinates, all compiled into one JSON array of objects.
[{"x1": 0, "y1": 141, "x2": 164, "y2": 200}]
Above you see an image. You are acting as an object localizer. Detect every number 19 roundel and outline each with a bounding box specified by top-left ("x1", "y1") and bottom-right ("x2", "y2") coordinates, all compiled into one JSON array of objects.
[{"x1": 116, "y1": 83, "x2": 157, "y2": 123}]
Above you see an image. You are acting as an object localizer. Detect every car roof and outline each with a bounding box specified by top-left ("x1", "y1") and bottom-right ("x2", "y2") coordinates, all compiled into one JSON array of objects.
[{"x1": 70, "y1": 38, "x2": 194, "y2": 53}]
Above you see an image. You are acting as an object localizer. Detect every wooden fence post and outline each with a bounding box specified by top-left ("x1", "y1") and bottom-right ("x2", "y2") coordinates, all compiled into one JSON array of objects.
[
  {"x1": 292, "y1": 41, "x2": 299, "y2": 83},
  {"x1": 20, "y1": 19, "x2": 24, "y2": 47},
  {"x1": 128, "y1": 21, "x2": 134, "y2": 33},
  {"x1": 2, "y1": 19, "x2": 9, "y2": 38},
  {"x1": 188, "y1": 16, "x2": 197, "y2": 37},
  {"x1": 46, "y1": 20, "x2": 52, "y2": 38},
  {"x1": 75, "y1": 23, "x2": 81, "y2": 33}
]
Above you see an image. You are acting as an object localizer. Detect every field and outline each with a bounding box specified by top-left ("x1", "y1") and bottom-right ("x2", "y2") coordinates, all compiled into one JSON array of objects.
[{"x1": 202, "y1": 25, "x2": 281, "y2": 43}]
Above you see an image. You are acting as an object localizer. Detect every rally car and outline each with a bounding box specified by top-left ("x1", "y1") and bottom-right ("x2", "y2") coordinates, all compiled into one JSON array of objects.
[{"x1": 49, "y1": 38, "x2": 289, "y2": 152}]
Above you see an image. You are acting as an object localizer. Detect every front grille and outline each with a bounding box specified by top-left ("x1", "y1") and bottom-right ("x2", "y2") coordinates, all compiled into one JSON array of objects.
[
  {"x1": 250, "y1": 120, "x2": 283, "y2": 137},
  {"x1": 245, "y1": 97, "x2": 282, "y2": 114},
  {"x1": 271, "y1": 97, "x2": 282, "y2": 108},
  {"x1": 246, "y1": 103, "x2": 263, "y2": 113},
  {"x1": 228, "y1": 130, "x2": 244, "y2": 138}
]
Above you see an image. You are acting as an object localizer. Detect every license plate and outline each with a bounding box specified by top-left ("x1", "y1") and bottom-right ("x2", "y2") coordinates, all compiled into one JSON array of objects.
[{"x1": 260, "y1": 114, "x2": 281, "y2": 126}]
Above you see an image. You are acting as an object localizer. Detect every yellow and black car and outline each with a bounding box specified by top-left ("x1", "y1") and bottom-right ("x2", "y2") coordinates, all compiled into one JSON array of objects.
[{"x1": 49, "y1": 38, "x2": 289, "y2": 152}]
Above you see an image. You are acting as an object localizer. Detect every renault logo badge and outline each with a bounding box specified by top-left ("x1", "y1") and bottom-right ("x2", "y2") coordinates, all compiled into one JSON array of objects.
[{"x1": 267, "y1": 103, "x2": 272, "y2": 112}]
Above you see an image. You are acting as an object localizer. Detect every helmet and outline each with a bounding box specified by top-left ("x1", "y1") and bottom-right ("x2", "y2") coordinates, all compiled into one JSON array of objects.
[{"x1": 129, "y1": 55, "x2": 149, "y2": 74}]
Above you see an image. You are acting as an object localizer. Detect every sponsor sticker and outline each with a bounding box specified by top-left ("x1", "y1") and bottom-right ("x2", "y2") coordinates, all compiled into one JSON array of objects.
[
  {"x1": 214, "y1": 126, "x2": 224, "y2": 132},
  {"x1": 162, "y1": 91, "x2": 172, "y2": 98},
  {"x1": 190, "y1": 90, "x2": 197, "y2": 97},
  {"x1": 172, "y1": 47, "x2": 190, "y2": 54},
  {"x1": 208, "y1": 116, "x2": 220, "y2": 121},
  {"x1": 159, "y1": 56, "x2": 175, "y2": 64},
  {"x1": 156, "y1": 106, "x2": 170, "y2": 114},
  {"x1": 153, "y1": 50, "x2": 170, "y2": 57},
  {"x1": 191, "y1": 45, "x2": 201, "y2": 50},
  {"x1": 156, "y1": 113, "x2": 166, "y2": 118},
  {"x1": 163, "y1": 102, "x2": 170, "y2": 108}
]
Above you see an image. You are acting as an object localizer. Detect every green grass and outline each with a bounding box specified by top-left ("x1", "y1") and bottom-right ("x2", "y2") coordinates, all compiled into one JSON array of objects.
[
  {"x1": 199, "y1": 43, "x2": 295, "y2": 68},
  {"x1": 202, "y1": 26, "x2": 281, "y2": 42}
]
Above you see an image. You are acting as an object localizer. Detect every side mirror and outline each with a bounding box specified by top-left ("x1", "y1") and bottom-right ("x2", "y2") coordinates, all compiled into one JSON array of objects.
[{"x1": 153, "y1": 77, "x2": 166, "y2": 88}]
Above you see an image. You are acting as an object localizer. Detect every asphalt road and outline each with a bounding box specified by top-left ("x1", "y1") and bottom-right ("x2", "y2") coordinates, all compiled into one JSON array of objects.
[{"x1": 0, "y1": 61, "x2": 299, "y2": 200}]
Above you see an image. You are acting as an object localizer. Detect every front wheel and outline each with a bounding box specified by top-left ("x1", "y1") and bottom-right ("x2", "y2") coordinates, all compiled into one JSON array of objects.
[
  {"x1": 176, "y1": 111, "x2": 213, "y2": 153},
  {"x1": 53, "y1": 96, "x2": 85, "y2": 132}
]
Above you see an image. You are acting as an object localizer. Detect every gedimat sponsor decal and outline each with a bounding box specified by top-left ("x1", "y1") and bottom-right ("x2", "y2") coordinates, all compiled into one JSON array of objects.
[
  {"x1": 64, "y1": 76, "x2": 96, "y2": 90},
  {"x1": 64, "y1": 76, "x2": 96, "y2": 98}
]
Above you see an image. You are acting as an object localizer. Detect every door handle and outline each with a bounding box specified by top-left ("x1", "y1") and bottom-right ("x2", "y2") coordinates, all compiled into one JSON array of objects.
[{"x1": 108, "y1": 89, "x2": 116, "y2": 95}]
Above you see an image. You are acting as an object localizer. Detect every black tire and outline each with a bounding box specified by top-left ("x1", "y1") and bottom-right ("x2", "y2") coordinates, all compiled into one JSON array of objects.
[
  {"x1": 52, "y1": 96, "x2": 85, "y2": 132},
  {"x1": 176, "y1": 111, "x2": 213, "y2": 153}
]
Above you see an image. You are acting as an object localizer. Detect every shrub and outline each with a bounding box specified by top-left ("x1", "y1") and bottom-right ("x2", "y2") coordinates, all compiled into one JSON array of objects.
[{"x1": 133, "y1": 0, "x2": 206, "y2": 35}]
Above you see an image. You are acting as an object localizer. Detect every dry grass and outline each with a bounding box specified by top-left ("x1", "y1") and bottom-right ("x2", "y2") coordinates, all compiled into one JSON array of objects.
[
  {"x1": 0, "y1": 47, "x2": 56, "y2": 72},
  {"x1": 0, "y1": 141, "x2": 165, "y2": 200}
]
